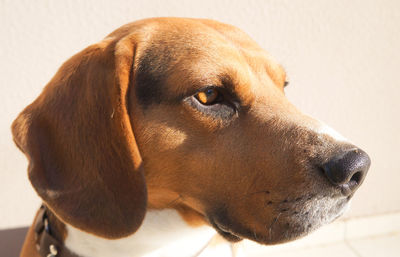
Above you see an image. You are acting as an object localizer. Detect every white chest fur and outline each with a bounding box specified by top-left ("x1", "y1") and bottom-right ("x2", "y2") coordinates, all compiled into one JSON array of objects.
[{"x1": 64, "y1": 209, "x2": 233, "y2": 257}]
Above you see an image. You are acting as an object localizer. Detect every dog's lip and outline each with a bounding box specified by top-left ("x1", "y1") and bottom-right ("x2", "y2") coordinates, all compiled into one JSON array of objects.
[
  {"x1": 206, "y1": 193, "x2": 352, "y2": 244},
  {"x1": 208, "y1": 216, "x2": 243, "y2": 242},
  {"x1": 215, "y1": 225, "x2": 243, "y2": 242}
]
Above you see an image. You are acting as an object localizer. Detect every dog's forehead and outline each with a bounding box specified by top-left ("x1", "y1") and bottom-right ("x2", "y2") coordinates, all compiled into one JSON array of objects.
[{"x1": 131, "y1": 18, "x2": 286, "y2": 106}]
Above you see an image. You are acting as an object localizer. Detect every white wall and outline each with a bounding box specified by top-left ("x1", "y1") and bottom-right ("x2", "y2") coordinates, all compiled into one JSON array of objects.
[{"x1": 1, "y1": 0, "x2": 399, "y2": 229}]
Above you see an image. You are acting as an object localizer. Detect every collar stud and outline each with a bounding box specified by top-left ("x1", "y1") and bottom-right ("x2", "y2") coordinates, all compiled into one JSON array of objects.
[{"x1": 47, "y1": 244, "x2": 58, "y2": 257}]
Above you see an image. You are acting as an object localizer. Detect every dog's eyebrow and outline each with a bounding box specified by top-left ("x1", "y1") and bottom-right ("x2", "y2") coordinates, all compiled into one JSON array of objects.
[{"x1": 135, "y1": 50, "x2": 166, "y2": 107}]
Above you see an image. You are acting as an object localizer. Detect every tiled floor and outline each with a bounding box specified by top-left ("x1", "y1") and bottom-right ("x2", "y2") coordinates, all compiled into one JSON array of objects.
[
  {"x1": 247, "y1": 233, "x2": 400, "y2": 257},
  {"x1": 249, "y1": 242, "x2": 359, "y2": 257},
  {"x1": 347, "y1": 232, "x2": 400, "y2": 257}
]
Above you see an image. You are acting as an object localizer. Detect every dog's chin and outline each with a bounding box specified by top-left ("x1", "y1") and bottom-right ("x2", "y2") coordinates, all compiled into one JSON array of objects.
[
  {"x1": 209, "y1": 196, "x2": 350, "y2": 245},
  {"x1": 209, "y1": 217, "x2": 244, "y2": 242},
  {"x1": 213, "y1": 225, "x2": 244, "y2": 242},
  {"x1": 261, "y1": 198, "x2": 349, "y2": 245}
]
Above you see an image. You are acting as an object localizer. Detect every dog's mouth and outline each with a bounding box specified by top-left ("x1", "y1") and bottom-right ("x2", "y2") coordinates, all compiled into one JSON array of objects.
[
  {"x1": 208, "y1": 217, "x2": 243, "y2": 242},
  {"x1": 207, "y1": 194, "x2": 350, "y2": 245}
]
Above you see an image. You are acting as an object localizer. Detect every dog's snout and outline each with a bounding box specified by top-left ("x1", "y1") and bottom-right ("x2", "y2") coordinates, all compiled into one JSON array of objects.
[{"x1": 321, "y1": 148, "x2": 370, "y2": 195}]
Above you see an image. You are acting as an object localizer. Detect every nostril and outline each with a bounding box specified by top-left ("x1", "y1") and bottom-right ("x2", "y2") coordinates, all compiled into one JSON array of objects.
[{"x1": 350, "y1": 171, "x2": 363, "y2": 185}]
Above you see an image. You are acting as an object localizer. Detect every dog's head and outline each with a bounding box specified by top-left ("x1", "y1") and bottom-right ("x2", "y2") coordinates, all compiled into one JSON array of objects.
[{"x1": 12, "y1": 18, "x2": 370, "y2": 245}]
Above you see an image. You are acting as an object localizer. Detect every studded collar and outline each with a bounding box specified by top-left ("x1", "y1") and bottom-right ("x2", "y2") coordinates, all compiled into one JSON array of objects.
[{"x1": 34, "y1": 205, "x2": 80, "y2": 257}]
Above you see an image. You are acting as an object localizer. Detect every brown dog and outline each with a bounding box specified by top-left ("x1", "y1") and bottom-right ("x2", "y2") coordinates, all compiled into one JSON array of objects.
[{"x1": 13, "y1": 18, "x2": 370, "y2": 257}]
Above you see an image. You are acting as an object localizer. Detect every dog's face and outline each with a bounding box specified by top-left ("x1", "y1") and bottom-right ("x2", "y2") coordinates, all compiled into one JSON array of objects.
[
  {"x1": 128, "y1": 19, "x2": 370, "y2": 244},
  {"x1": 13, "y1": 18, "x2": 370, "y2": 244}
]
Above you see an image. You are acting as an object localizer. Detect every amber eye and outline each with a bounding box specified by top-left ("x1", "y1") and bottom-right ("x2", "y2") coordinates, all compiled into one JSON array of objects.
[
  {"x1": 195, "y1": 88, "x2": 220, "y2": 105},
  {"x1": 284, "y1": 81, "x2": 289, "y2": 88}
]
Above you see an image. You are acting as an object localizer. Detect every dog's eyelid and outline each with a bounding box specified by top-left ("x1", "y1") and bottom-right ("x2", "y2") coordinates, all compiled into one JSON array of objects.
[
  {"x1": 205, "y1": 86, "x2": 241, "y2": 106},
  {"x1": 193, "y1": 85, "x2": 230, "y2": 100}
]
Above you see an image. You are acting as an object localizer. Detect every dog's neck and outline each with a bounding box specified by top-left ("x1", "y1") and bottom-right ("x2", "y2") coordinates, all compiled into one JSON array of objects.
[{"x1": 64, "y1": 209, "x2": 232, "y2": 257}]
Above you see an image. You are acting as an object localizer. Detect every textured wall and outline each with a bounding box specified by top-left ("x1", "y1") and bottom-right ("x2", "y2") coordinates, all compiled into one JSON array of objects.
[{"x1": 1, "y1": 0, "x2": 399, "y2": 229}]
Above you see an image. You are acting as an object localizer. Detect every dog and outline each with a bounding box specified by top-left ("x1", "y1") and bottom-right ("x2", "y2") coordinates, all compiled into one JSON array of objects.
[{"x1": 13, "y1": 17, "x2": 370, "y2": 257}]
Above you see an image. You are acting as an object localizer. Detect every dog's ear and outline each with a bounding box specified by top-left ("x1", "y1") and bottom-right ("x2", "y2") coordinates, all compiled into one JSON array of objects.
[{"x1": 11, "y1": 35, "x2": 146, "y2": 239}]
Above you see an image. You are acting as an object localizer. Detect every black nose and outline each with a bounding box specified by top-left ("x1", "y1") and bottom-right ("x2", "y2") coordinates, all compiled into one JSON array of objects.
[{"x1": 321, "y1": 148, "x2": 370, "y2": 195}]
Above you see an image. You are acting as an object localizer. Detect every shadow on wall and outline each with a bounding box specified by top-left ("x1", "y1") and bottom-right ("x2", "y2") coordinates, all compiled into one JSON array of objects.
[{"x1": 0, "y1": 227, "x2": 28, "y2": 257}]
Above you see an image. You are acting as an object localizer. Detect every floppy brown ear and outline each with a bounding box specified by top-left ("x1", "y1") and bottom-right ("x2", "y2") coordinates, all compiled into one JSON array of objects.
[{"x1": 11, "y1": 35, "x2": 146, "y2": 239}]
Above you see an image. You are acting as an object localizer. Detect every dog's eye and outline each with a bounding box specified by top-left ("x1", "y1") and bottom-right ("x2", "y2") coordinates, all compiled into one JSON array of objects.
[
  {"x1": 195, "y1": 88, "x2": 220, "y2": 105},
  {"x1": 284, "y1": 81, "x2": 289, "y2": 88},
  {"x1": 186, "y1": 86, "x2": 238, "y2": 120}
]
